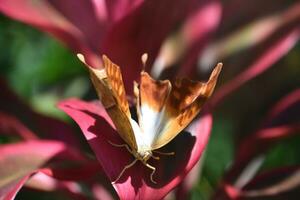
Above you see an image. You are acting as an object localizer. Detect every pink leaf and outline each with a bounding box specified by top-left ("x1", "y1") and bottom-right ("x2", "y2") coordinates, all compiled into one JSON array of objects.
[
  {"x1": 0, "y1": 175, "x2": 30, "y2": 200},
  {"x1": 177, "y1": 0, "x2": 222, "y2": 77},
  {"x1": 25, "y1": 172, "x2": 100, "y2": 200},
  {"x1": 58, "y1": 98, "x2": 213, "y2": 200},
  {"x1": 92, "y1": 183, "x2": 115, "y2": 200},
  {"x1": 0, "y1": 140, "x2": 82, "y2": 198},
  {"x1": 175, "y1": 159, "x2": 204, "y2": 199}
]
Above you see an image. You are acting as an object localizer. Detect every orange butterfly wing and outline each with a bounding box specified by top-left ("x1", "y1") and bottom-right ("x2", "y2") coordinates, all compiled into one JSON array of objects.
[
  {"x1": 151, "y1": 63, "x2": 223, "y2": 149},
  {"x1": 88, "y1": 55, "x2": 137, "y2": 150}
]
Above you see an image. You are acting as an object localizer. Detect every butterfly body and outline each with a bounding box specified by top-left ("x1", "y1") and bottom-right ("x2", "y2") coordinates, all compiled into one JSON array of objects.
[
  {"x1": 77, "y1": 54, "x2": 222, "y2": 184},
  {"x1": 129, "y1": 118, "x2": 153, "y2": 162}
]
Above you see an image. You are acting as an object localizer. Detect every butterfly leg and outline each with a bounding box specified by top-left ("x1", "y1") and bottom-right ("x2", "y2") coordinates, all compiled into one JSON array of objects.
[
  {"x1": 112, "y1": 159, "x2": 138, "y2": 184},
  {"x1": 153, "y1": 150, "x2": 175, "y2": 156},
  {"x1": 144, "y1": 163, "x2": 157, "y2": 184},
  {"x1": 108, "y1": 140, "x2": 133, "y2": 154}
]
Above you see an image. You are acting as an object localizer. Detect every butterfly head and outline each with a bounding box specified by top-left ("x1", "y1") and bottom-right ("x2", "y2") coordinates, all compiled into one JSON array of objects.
[{"x1": 134, "y1": 148, "x2": 152, "y2": 162}]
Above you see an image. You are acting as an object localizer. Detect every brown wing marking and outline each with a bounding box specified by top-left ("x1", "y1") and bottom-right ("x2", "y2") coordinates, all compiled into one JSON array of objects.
[
  {"x1": 87, "y1": 55, "x2": 137, "y2": 150},
  {"x1": 140, "y1": 72, "x2": 171, "y2": 112},
  {"x1": 102, "y1": 55, "x2": 131, "y2": 118},
  {"x1": 151, "y1": 63, "x2": 222, "y2": 149}
]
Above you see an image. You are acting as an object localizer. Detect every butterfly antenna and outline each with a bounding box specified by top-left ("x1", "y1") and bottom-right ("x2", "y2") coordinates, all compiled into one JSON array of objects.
[
  {"x1": 112, "y1": 159, "x2": 138, "y2": 184},
  {"x1": 141, "y1": 53, "x2": 148, "y2": 71},
  {"x1": 151, "y1": 155, "x2": 160, "y2": 160},
  {"x1": 153, "y1": 150, "x2": 175, "y2": 156}
]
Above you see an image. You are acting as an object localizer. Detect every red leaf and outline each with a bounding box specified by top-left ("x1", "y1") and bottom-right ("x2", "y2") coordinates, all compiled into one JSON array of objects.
[{"x1": 58, "y1": 98, "x2": 212, "y2": 200}]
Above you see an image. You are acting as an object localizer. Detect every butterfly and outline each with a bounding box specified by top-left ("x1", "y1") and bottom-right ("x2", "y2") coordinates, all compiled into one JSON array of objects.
[{"x1": 77, "y1": 53, "x2": 222, "y2": 184}]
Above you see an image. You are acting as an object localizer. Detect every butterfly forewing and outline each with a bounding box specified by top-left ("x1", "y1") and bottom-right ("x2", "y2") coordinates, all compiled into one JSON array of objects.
[
  {"x1": 151, "y1": 63, "x2": 223, "y2": 149},
  {"x1": 103, "y1": 56, "x2": 131, "y2": 118},
  {"x1": 138, "y1": 72, "x2": 171, "y2": 134},
  {"x1": 88, "y1": 56, "x2": 137, "y2": 150},
  {"x1": 139, "y1": 72, "x2": 171, "y2": 112}
]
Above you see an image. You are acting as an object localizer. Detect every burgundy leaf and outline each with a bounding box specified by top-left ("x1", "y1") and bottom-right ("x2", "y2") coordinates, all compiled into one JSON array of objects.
[
  {"x1": 0, "y1": 0, "x2": 224, "y2": 94},
  {"x1": 102, "y1": 0, "x2": 216, "y2": 93},
  {"x1": 221, "y1": 0, "x2": 289, "y2": 34},
  {"x1": 242, "y1": 166, "x2": 300, "y2": 198},
  {"x1": 212, "y1": 90, "x2": 300, "y2": 199},
  {"x1": 58, "y1": 98, "x2": 213, "y2": 200},
  {"x1": 235, "y1": 89, "x2": 300, "y2": 176},
  {"x1": 0, "y1": 78, "x2": 80, "y2": 147},
  {"x1": 0, "y1": 112, "x2": 38, "y2": 140},
  {"x1": 40, "y1": 160, "x2": 102, "y2": 181},
  {"x1": 221, "y1": 166, "x2": 300, "y2": 200},
  {"x1": 152, "y1": 0, "x2": 222, "y2": 79},
  {"x1": 200, "y1": 2, "x2": 300, "y2": 71},
  {"x1": 263, "y1": 89, "x2": 300, "y2": 127},
  {"x1": 102, "y1": 0, "x2": 143, "y2": 23}
]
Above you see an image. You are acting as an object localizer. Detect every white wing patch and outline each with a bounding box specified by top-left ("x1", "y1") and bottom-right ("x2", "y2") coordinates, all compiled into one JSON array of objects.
[{"x1": 139, "y1": 105, "x2": 165, "y2": 145}]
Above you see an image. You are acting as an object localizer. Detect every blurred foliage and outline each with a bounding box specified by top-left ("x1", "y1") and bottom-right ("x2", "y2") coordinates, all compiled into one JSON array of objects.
[
  {"x1": 0, "y1": 2, "x2": 300, "y2": 198},
  {"x1": 204, "y1": 117, "x2": 234, "y2": 187},
  {"x1": 262, "y1": 135, "x2": 300, "y2": 170},
  {"x1": 0, "y1": 15, "x2": 90, "y2": 118},
  {"x1": 196, "y1": 26, "x2": 300, "y2": 200}
]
